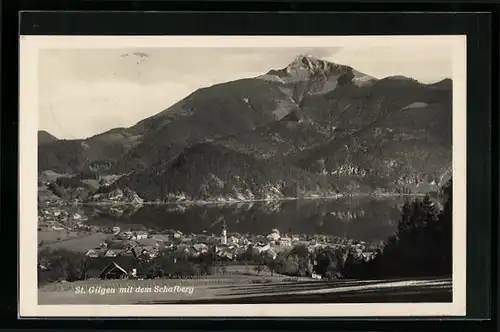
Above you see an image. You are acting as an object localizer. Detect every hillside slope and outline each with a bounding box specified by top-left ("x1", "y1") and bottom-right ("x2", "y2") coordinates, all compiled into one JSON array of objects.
[
  {"x1": 290, "y1": 77, "x2": 452, "y2": 188},
  {"x1": 111, "y1": 143, "x2": 340, "y2": 202},
  {"x1": 38, "y1": 131, "x2": 58, "y2": 146}
]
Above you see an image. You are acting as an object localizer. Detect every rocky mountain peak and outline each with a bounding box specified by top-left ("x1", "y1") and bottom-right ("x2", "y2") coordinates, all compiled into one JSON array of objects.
[
  {"x1": 287, "y1": 55, "x2": 343, "y2": 73},
  {"x1": 283, "y1": 55, "x2": 348, "y2": 80}
]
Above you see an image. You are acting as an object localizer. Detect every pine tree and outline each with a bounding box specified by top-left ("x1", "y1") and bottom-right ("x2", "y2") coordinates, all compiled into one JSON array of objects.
[{"x1": 397, "y1": 199, "x2": 413, "y2": 235}]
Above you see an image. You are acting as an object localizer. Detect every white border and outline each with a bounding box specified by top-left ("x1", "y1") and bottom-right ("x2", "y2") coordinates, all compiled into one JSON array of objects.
[{"x1": 19, "y1": 35, "x2": 467, "y2": 317}]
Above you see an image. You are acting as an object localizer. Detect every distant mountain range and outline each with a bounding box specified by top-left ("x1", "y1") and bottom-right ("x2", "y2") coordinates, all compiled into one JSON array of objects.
[{"x1": 38, "y1": 55, "x2": 452, "y2": 202}]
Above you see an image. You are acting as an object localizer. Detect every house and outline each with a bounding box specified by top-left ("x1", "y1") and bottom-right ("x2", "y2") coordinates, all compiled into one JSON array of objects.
[
  {"x1": 278, "y1": 237, "x2": 292, "y2": 247},
  {"x1": 254, "y1": 243, "x2": 271, "y2": 253},
  {"x1": 216, "y1": 247, "x2": 235, "y2": 260},
  {"x1": 99, "y1": 261, "x2": 129, "y2": 280},
  {"x1": 240, "y1": 238, "x2": 251, "y2": 246},
  {"x1": 266, "y1": 232, "x2": 280, "y2": 242},
  {"x1": 140, "y1": 246, "x2": 158, "y2": 259},
  {"x1": 104, "y1": 250, "x2": 117, "y2": 257},
  {"x1": 192, "y1": 243, "x2": 209, "y2": 255},
  {"x1": 228, "y1": 236, "x2": 239, "y2": 244},
  {"x1": 119, "y1": 249, "x2": 136, "y2": 258},
  {"x1": 362, "y1": 252, "x2": 375, "y2": 261},
  {"x1": 135, "y1": 231, "x2": 148, "y2": 240},
  {"x1": 85, "y1": 250, "x2": 99, "y2": 258}
]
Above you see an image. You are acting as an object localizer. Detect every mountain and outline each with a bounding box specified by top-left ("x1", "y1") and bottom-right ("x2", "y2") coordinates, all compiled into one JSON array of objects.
[
  {"x1": 289, "y1": 77, "x2": 452, "y2": 187},
  {"x1": 37, "y1": 131, "x2": 58, "y2": 146},
  {"x1": 37, "y1": 55, "x2": 377, "y2": 175},
  {"x1": 38, "y1": 78, "x2": 302, "y2": 174},
  {"x1": 38, "y1": 55, "x2": 452, "y2": 201}
]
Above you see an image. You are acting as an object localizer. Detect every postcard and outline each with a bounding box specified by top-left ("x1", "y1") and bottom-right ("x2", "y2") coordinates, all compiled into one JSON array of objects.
[{"x1": 19, "y1": 35, "x2": 466, "y2": 317}]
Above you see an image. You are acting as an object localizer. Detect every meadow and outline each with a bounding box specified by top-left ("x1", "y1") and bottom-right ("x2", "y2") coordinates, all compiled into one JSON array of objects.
[
  {"x1": 38, "y1": 274, "x2": 451, "y2": 304},
  {"x1": 38, "y1": 232, "x2": 108, "y2": 252}
]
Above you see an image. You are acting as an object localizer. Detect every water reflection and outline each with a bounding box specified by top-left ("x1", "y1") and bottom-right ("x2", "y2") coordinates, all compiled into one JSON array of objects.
[{"x1": 83, "y1": 196, "x2": 415, "y2": 243}]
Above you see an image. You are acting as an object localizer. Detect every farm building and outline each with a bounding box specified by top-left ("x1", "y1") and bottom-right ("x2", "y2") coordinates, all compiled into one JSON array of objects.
[
  {"x1": 104, "y1": 250, "x2": 117, "y2": 257},
  {"x1": 278, "y1": 237, "x2": 292, "y2": 247},
  {"x1": 135, "y1": 231, "x2": 148, "y2": 240},
  {"x1": 99, "y1": 261, "x2": 129, "y2": 280},
  {"x1": 85, "y1": 249, "x2": 99, "y2": 258}
]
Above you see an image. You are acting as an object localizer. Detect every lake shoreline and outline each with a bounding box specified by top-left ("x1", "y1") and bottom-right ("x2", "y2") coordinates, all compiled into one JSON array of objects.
[{"x1": 80, "y1": 192, "x2": 428, "y2": 207}]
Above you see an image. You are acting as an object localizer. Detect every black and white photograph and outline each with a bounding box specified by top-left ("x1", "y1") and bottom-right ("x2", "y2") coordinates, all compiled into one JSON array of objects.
[{"x1": 19, "y1": 35, "x2": 467, "y2": 317}]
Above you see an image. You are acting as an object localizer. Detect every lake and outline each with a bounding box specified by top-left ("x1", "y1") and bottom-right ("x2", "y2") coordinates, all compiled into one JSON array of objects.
[{"x1": 81, "y1": 196, "x2": 420, "y2": 243}]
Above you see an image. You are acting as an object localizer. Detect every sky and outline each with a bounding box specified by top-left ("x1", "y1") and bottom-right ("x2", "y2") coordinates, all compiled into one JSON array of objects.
[{"x1": 38, "y1": 45, "x2": 452, "y2": 139}]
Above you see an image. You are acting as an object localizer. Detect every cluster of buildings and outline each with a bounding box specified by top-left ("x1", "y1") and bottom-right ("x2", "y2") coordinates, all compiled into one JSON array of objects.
[
  {"x1": 38, "y1": 202, "x2": 90, "y2": 232},
  {"x1": 80, "y1": 222, "x2": 375, "y2": 263}
]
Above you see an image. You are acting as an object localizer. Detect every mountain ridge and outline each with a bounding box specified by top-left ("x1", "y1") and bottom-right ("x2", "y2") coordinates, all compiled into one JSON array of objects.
[{"x1": 38, "y1": 56, "x2": 453, "y2": 201}]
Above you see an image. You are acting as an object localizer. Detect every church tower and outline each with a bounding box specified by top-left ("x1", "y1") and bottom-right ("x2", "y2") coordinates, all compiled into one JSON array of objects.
[{"x1": 221, "y1": 221, "x2": 227, "y2": 245}]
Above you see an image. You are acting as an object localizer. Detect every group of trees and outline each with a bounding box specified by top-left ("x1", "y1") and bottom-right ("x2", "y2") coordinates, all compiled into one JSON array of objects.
[
  {"x1": 46, "y1": 176, "x2": 94, "y2": 200},
  {"x1": 333, "y1": 182, "x2": 452, "y2": 279},
  {"x1": 38, "y1": 245, "x2": 239, "y2": 286}
]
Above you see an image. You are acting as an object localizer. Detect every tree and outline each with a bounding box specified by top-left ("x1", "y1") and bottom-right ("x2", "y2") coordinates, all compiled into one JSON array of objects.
[
  {"x1": 314, "y1": 248, "x2": 336, "y2": 277},
  {"x1": 254, "y1": 264, "x2": 264, "y2": 276},
  {"x1": 76, "y1": 257, "x2": 90, "y2": 281},
  {"x1": 265, "y1": 256, "x2": 279, "y2": 276},
  {"x1": 288, "y1": 244, "x2": 313, "y2": 277}
]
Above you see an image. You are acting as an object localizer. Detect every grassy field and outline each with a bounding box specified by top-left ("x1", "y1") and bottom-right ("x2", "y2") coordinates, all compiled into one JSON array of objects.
[
  {"x1": 38, "y1": 266, "x2": 452, "y2": 305},
  {"x1": 38, "y1": 232, "x2": 108, "y2": 252},
  {"x1": 38, "y1": 230, "x2": 83, "y2": 244}
]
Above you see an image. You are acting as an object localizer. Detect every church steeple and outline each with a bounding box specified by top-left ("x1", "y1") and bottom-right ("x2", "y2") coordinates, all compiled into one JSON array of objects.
[{"x1": 221, "y1": 220, "x2": 227, "y2": 245}]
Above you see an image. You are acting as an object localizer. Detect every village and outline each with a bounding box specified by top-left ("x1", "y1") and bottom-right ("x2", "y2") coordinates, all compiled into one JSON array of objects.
[{"x1": 37, "y1": 198, "x2": 378, "y2": 281}]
